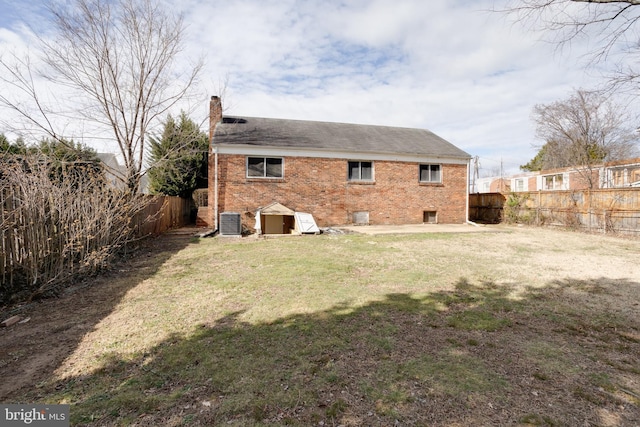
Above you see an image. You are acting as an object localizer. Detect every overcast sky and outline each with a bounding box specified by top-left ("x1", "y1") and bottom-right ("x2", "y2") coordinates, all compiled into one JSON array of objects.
[{"x1": 0, "y1": 0, "x2": 611, "y2": 175}]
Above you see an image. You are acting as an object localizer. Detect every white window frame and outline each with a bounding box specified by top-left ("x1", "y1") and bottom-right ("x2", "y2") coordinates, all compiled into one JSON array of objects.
[
  {"x1": 514, "y1": 178, "x2": 525, "y2": 192},
  {"x1": 419, "y1": 164, "x2": 442, "y2": 183},
  {"x1": 348, "y1": 161, "x2": 374, "y2": 181},
  {"x1": 543, "y1": 173, "x2": 564, "y2": 190},
  {"x1": 246, "y1": 156, "x2": 284, "y2": 178}
]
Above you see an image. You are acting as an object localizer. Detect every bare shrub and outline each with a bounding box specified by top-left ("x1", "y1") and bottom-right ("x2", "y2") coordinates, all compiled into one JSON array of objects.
[
  {"x1": 504, "y1": 193, "x2": 532, "y2": 224},
  {"x1": 0, "y1": 154, "x2": 149, "y2": 303}
]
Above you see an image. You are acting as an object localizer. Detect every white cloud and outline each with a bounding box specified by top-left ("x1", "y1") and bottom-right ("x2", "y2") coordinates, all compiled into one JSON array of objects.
[{"x1": 0, "y1": 0, "x2": 621, "y2": 174}]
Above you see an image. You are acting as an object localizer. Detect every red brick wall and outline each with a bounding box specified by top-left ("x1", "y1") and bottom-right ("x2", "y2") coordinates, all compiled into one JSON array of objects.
[
  {"x1": 569, "y1": 169, "x2": 600, "y2": 190},
  {"x1": 489, "y1": 178, "x2": 510, "y2": 193},
  {"x1": 208, "y1": 154, "x2": 468, "y2": 229}
]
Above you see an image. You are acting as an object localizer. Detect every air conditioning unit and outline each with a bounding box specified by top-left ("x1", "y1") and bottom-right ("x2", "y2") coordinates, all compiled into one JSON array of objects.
[{"x1": 219, "y1": 212, "x2": 242, "y2": 236}]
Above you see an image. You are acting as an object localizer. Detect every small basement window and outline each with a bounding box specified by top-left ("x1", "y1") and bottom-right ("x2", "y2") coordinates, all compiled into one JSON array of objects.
[
  {"x1": 353, "y1": 211, "x2": 370, "y2": 225},
  {"x1": 348, "y1": 161, "x2": 373, "y2": 181},
  {"x1": 247, "y1": 157, "x2": 283, "y2": 178},
  {"x1": 423, "y1": 211, "x2": 437, "y2": 224},
  {"x1": 419, "y1": 164, "x2": 441, "y2": 183}
]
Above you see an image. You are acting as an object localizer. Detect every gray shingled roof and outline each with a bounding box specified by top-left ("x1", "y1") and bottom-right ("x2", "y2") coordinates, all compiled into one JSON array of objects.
[{"x1": 213, "y1": 116, "x2": 470, "y2": 160}]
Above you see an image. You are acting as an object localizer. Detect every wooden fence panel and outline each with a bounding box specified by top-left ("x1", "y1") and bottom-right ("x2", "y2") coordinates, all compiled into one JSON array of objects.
[
  {"x1": 507, "y1": 188, "x2": 640, "y2": 235},
  {"x1": 132, "y1": 196, "x2": 193, "y2": 237},
  {"x1": 469, "y1": 193, "x2": 505, "y2": 224}
]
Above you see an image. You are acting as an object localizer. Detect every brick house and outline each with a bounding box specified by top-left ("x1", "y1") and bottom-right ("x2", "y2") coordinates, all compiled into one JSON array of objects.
[
  {"x1": 509, "y1": 166, "x2": 618, "y2": 192},
  {"x1": 601, "y1": 157, "x2": 640, "y2": 188},
  {"x1": 206, "y1": 96, "x2": 471, "y2": 232},
  {"x1": 475, "y1": 176, "x2": 511, "y2": 193}
]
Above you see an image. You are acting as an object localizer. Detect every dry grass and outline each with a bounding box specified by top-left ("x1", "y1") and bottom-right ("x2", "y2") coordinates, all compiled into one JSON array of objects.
[{"x1": 1, "y1": 225, "x2": 639, "y2": 426}]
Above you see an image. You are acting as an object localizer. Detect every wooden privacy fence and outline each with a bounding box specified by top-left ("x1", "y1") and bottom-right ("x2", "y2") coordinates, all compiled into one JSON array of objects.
[
  {"x1": 133, "y1": 195, "x2": 193, "y2": 237},
  {"x1": 469, "y1": 193, "x2": 505, "y2": 224},
  {"x1": 504, "y1": 188, "x2": 640, "y2": 235}
]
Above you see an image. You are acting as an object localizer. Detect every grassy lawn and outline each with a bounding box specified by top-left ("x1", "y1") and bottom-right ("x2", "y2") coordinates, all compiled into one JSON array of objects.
[{"x1": 1, "y1": 226, "x2": 639, "y2": 426}]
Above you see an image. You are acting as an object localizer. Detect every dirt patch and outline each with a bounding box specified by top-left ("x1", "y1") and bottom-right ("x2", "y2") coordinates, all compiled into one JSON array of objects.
[{"x1": 0, "y1": 229, "x2": 197, "y2": 400}]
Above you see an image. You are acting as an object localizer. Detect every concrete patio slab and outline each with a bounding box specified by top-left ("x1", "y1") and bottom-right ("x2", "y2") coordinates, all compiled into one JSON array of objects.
[{"x1": 338, "y1": 223, "x2": 505, "y2": 235}]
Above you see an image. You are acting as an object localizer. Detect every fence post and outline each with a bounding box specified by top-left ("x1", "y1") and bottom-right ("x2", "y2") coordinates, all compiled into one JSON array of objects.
[
  {"x1": 536, "y1": 191, "x2": 541, "y2": 225},
  {"x1": 587, "y1": 189, "x2": 591, "y2": 233}
]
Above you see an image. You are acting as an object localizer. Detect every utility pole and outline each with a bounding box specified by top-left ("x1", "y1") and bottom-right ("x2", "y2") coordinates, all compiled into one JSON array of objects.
[
  {"x1": 500, "y1": 158, "x2": 504, "y2": 192},
  {"x1": 472, "y1": 156, "x2": 480, "y2": 193}
]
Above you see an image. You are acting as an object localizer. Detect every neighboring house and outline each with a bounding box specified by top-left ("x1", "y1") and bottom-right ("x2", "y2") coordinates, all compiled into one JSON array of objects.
[
  {"x1": 505, "y1": 160, "x2": 640, "y2": 192},
  {"x1": 96, "y1": 152, "x2": 149, "y2": 193},
  {"x1": 96, "y1": 152, "x2": 126, "y2": 189},
  {"x1": 510, "y1": 173, "x2": 537, "y2": 193},
  {"x1": 206, "y1": 96, "x2": 471, "y2": 232},
  {"x1": 510, "y1": 169, "x2": 588, "y2": 192},
  {"x1": 540, "y1": 166, "x2": 603, "y2": 191},
  {"x1": 474, "y1": 177, "x2": 493, "y2": 193},
  {"x1": 537, "y1": 170, "x2": 571, "y2": 191},
  {"x1": 601, "y1": 158, "x2": 640, "y2": 188},
  {"x1": 475, "y1": 176, "x2": 511, "y2": 193},
  {"x1": 507, "y1": 168, "x2": 595, "y2": 192}
]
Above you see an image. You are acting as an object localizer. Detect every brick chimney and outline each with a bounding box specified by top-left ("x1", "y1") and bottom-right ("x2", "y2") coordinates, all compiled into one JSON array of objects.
[
  {"x1": 209, "y1": 95, "x2": 222, "y2": 141},
  {"x1": 208, "y1": 95, "x2": 224, "y2": 229}
]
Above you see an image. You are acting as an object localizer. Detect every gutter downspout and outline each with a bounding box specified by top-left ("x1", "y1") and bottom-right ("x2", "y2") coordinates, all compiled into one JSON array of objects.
[{"x1": 466, "y1": 158, "x2": 479, "y2": 227}]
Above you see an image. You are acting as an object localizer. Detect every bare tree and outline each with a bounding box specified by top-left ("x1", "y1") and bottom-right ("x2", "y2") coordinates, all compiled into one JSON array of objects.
[
  {"x1": 0, "y1": 0, "x2": 202, "y2": 192},
  {"x1": 501, "y1": 1, "x2": 640, "y2": 51},
  {"x1": 531, "y1": 89, "x2": 638, "y2": 187},
  {"x1": 501, "y1": 1, "x2": 640, "y2": 91}
]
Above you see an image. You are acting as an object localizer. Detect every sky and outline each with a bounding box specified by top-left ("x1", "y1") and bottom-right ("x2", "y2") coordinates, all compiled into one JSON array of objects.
[{"x1": 0, "y1": 0, "x2": 614, "y2": 175}]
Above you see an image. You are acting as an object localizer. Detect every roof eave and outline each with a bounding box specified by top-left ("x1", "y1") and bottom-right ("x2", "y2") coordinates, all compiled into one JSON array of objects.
[{"x1": 213, "y1": 143, "x2": 471, "y2": 164}]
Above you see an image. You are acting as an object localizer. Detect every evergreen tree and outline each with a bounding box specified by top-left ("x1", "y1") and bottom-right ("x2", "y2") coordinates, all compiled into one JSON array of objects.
[
  {"x1": 147, "y1": 112, "x2": 208, "y2": 198},
  {"x1": 520, "y1": 144, "x2": 546, "y2": 172},
  {"x1": 37, "y1": 138, "x2": 103, "y2": 185},
  {"x1": 0, "y1": 134, "x2": 27, "y2": 155},
  {"x1": 0, "y1": 135, "x2": 103, "y2": 186}
]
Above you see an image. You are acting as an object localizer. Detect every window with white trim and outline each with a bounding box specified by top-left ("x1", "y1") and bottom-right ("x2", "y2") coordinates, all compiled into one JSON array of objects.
[
  {"x1": 632, "y1": 168, "x2": 640, "y2": 186},
  {"x1": 543, "y1": 174, "x2": 563, "y2": 190},
  {"x1": 247, "y1": 157, "x2": 283, "y2": 178},
  {"x1": 419, "y1": 164, "x2": 441, "y2": 183},
  {"x1": 348, "y1": 161, "x2": 373, "y2": 181}
]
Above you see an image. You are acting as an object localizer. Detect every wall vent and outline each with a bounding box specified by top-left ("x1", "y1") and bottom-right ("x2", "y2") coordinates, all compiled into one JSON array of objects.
[
  {"x1": 220, "y1": 212, "x2": 242, "y2": 236},
  {"x1": 353, "y1": 211, "x2": 369, "y2": 225}
]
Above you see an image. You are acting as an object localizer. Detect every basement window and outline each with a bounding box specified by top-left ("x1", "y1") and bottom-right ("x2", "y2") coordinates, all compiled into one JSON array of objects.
[
  {"x1": 419, "y1": 164, "x2": 441, "y2": 183},
  {"x1": 423, "y1": 211, "x2": 437, "y2": 224},
  {"x1": 348, "y1": 161, "x2": 373, "y2": 181},
  {"x1": 353, "y1": 211, "x2": 370, "y2": 225},
  {"x1": 247, "y1": 157, "x2": 283, "y2": 178}
]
